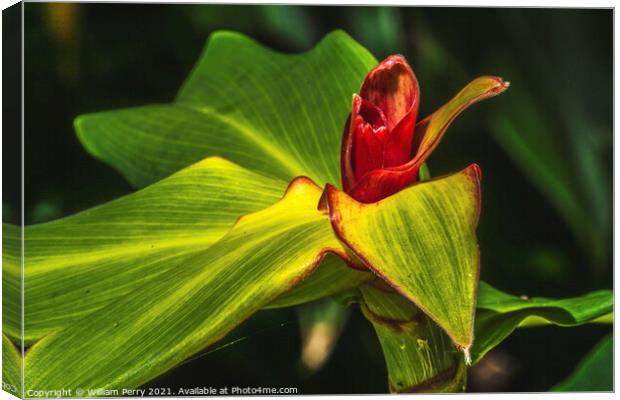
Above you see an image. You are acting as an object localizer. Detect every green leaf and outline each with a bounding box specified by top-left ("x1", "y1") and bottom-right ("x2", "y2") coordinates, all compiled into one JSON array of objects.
[
  {"x1": 472, "y1": 282, "x2": 613, "y2": 364},
  {"x1": 75, "y1": 30, "x2": 377, "y2": 188},
  {"x1": 359, "y1": 283, "x2": 466, "y2": 393},
  {"x1": 24, "y1": 177, "x2": 354, "y2": 391},
  {"x1": 325, "y1": 165, "x2": 481, "y2": 351},
  {"x1": 2, "y1": 334, "x2": 22, "y2": 397},
  {"x1": 551, "y1": 333, "x2": 612, "y2": 392},
  {"x1": 3, "y1": 157, "x2": 288, "y2": 342}
]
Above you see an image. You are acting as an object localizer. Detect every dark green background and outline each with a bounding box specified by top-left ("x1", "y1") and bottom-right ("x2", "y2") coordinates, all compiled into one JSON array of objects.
[{"x1": 11, "y1": 3, "x2": 613, "y2": 393}]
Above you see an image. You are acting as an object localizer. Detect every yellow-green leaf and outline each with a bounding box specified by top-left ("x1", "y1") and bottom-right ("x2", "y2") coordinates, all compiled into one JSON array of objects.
[
  {"x1": 325, "y1": 165, "x2": 481, "y2": 352},
  {"x1": 3, "y1": 157, "x2": 288, "y2": 343},
  {"x1": 24, "y1": 177, "x2": 354, "y2": 392}
]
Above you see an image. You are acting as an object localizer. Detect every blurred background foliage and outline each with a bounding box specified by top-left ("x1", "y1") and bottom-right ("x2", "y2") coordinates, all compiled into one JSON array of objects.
[{"x1": 6, "y1": 3, "x2": 611, "y2": 393}]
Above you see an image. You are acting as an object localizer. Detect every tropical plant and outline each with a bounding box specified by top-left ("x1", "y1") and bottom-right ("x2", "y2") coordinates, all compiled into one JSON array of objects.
[{"x1": 2, "y1": 30, "x2": 612, "y2": 395}]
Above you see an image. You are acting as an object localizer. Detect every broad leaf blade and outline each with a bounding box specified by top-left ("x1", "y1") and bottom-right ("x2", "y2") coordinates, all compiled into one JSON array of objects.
[
  {"x1": 76, "y1": 30, "x2": 377, "y2": 188},
  {"x1": 359, "y1": 283, "x2": 466, "y2": 393},
  {"x1": 472, "y1": 282, "x2": 613, "y2": 364},
  {"x1": 24, "y1": 177, "x2": 351, "y2": 391},
  {"x1": 551, "y1": 333, "x2": 612, "y2": 392},
  {"x1": 3, "y1": 158, "x2": 288, "y2": 342},
  {"x1": 326, "y1": 165, "x2": 481, "y2": 351}
]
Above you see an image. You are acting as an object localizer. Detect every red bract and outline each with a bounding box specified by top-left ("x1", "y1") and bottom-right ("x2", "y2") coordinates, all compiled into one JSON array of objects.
[{"x1": 341, "y1": 54, "x2": 509, "y2": 203}]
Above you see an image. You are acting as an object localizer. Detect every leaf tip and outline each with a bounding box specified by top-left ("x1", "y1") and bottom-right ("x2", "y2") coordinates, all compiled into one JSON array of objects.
[
  {"x1": 73, "y1": 114, "x2": 91, "y2": 142},
  {"x1": 463, "y1": 347, "x2": 472, "y2": 366},
  {"x1": 465, "y1": 163, "x2": 482, "y2": 182},
  {"x1": 487, "y1": 75, "x2": 510, "y2": 95}
]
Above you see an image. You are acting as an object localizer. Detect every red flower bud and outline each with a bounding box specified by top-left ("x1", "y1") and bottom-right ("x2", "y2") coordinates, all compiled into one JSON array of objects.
[
  {"x1": 341, "y1": 55, "x2": 419, "y2": 198},
  {"x1": 341, "y1": 55, "x2": 509, "y2": 203}
]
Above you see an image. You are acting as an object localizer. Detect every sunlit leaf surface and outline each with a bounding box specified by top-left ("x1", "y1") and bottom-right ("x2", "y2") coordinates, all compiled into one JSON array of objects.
[
  {"x1": 3, "y1": 158, "x2": 287, "y2": 342},
  {"x1": 24, "y1": 177, "x2": 351, "y2": 391}
]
